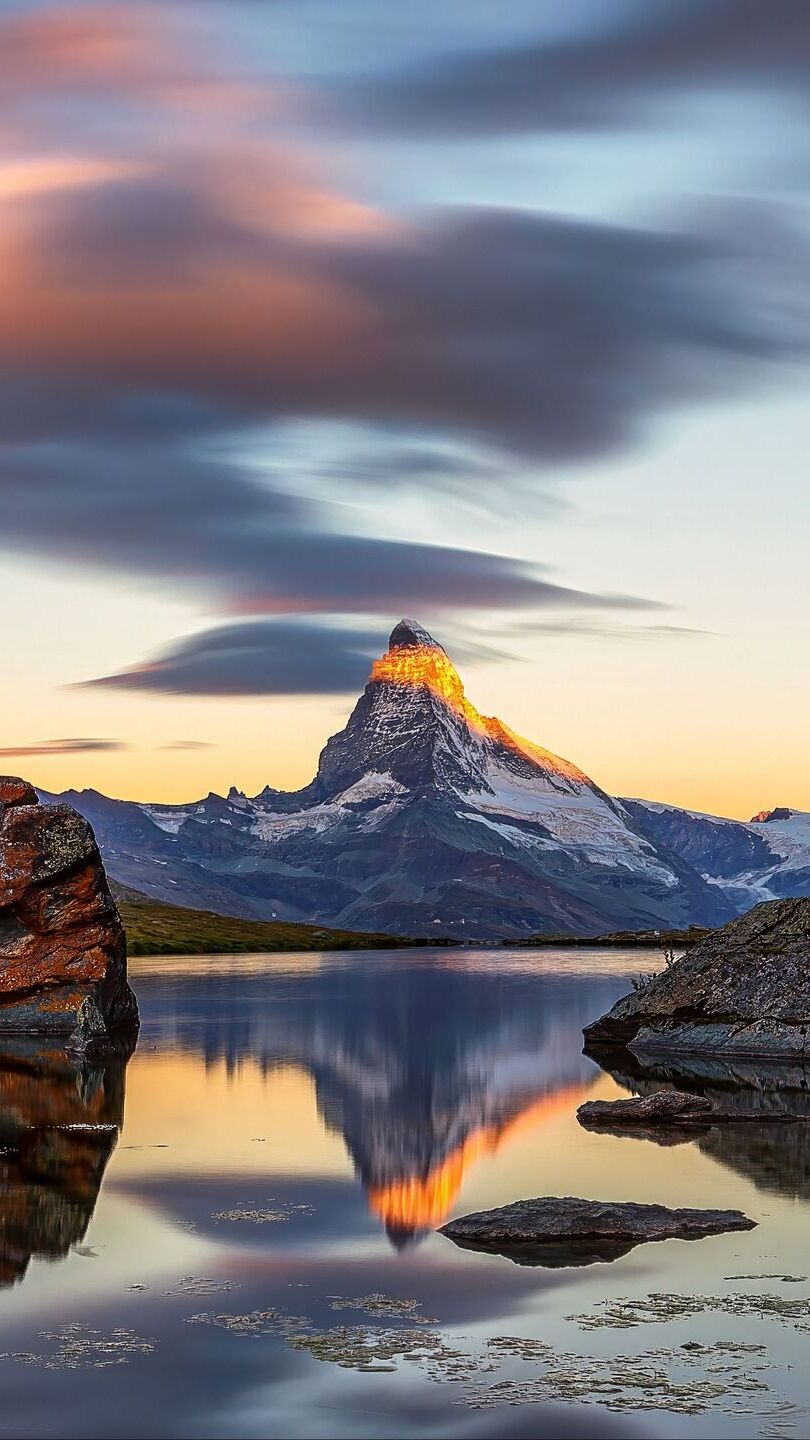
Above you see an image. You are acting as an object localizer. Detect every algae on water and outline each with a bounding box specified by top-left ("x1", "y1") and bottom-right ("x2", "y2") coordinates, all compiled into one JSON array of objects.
[
  {"x1": 185, "y1": 1307, "x2": 311, "y2": 1337},
  {"x1": 328, "y1": 1293, "x2": 438, "y2": 1323},
  {"x1": 568, "y1": 1290, "x2": 810, "y2": 1332},
  {"x1": 0, "y1": 1326, "x2": 156, "y2": 1370},
  {"x1": 212, "y1": 1202, "x2": 315, "y2": 1224}
]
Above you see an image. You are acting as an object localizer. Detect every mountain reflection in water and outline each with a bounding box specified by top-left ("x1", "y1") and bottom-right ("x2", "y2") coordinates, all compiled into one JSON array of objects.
[
  {"x1": 7, "y1": 950, "x2": 810, "y2": 1282},
  {"x1": 132, "y1": 951, "x2": 637, "y2": 1243}
]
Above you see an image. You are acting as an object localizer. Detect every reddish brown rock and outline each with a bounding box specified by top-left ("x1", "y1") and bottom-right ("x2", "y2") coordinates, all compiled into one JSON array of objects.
[
  {"x1": 0, "y1": 779, "x2": 38, "y2": 808},
  {"x1": 0, "y1": 778, "x2": 138, "y2": 1039}
]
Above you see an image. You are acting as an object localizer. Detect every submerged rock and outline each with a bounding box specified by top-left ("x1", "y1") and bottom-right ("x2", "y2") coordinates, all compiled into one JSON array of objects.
[
  {"x1": 583, "y1": 897, "x2": 810, "y2": 1060},
  {"x1": 0, "y1": 778, "x2": 138, "y2": 1040},
  {"x1": 439, "y1": 1196, "x2": 755, "y2": 1267},
  {"x1": 66, "y1": 998, "x2": 110, "y2": 1055}
]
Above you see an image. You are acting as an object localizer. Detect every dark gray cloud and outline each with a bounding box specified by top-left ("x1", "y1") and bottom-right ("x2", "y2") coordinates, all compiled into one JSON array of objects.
[
  {"x1": 0, "y1": 197, "x2": 802, "y2": 690},
  {"x1": 82, "y1": 620, "x2": 386, "y2": 697},
  {"x1": 327, "y1": 0, "x2": 810, "y2": 138},
  {"x1": 0, "y1": 738, "x2": 129, "y2": 756},
  {"x1": 0, "y1": 437, "x2": 648, "y2": 614}
]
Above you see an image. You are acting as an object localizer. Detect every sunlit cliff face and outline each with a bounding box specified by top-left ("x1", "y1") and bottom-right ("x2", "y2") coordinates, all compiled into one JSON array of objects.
[
  {"x1": 370, "y1": 621, "x2": 589, "y2": 784},
  {"x1": 371, "y1": 635, "x2": 477, "y2": 727},
  {"x1": 367, "y1": 1080, "x2": 591, "y2": 1236}
]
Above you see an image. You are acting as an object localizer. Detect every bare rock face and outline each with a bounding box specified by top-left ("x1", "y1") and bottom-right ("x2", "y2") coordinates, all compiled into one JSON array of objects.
[
  {"x1": 439, "y1": 1195, "x2": 755, "y2": 1267},
  {"x1": 0, "y1": 779, "x2": 138, "y2": 1039},
  {"x1": 584, "y1": 897, "x2": 810, "y2": 1060}
]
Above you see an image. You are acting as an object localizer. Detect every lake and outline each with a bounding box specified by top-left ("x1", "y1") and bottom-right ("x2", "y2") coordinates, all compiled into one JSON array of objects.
[{"x1": 1, "y1": 948, "x2": 808, "y2": 1439}]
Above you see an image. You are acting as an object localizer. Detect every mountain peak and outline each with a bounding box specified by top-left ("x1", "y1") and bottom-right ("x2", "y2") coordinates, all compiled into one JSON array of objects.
[
  {"x1": 371, "y1": 620, "x2": 468, "y2": 716},
  {"x1": 388, "y1": 618, "x2": 443, "y2": 652},
  {"x1": 364, "y1": 620, "x2": 591, "y2": 792}
]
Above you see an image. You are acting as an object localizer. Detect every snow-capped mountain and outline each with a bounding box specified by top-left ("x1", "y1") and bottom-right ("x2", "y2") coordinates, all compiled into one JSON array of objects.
[
  {"x1": 43, "y1": 620, "x2": 808, "y2": 938},
  {"x1": 623, "y1": 799, "x2": 810, "y2": 911}
]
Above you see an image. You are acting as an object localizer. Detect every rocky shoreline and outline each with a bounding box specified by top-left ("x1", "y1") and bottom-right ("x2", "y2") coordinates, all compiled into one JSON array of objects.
[{"x1": 584, "y1": 897, "x2": 810, "y2": 1061}]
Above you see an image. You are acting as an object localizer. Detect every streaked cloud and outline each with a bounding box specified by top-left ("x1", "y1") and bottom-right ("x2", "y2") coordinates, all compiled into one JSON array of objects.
[
  {"x1": 325, "y1": 0, "x2": 810, "y2": 138},
  {"x1": 81, "y1": 620, "x2": 386, "y2": 697},
  {"x1": 0, "y1": 737, "x2": 129, "y2": 757},
  {"x1": 156, "y1": 740, "x2": 216, "y2": 751},
  {"x1": 0, "y1": 441, "x2": 647, "y2": 616},
  {"x1": 511, "y1": 619, "x2": 716, "y2": 642}
]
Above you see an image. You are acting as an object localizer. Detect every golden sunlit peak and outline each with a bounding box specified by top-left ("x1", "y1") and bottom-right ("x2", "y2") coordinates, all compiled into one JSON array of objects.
[
  {"x1": 370, "y1": 619, "x2": 476, "y2": 721},
  {"x1": 369, "y1": 620, "x2": 586, "y2": 783}
]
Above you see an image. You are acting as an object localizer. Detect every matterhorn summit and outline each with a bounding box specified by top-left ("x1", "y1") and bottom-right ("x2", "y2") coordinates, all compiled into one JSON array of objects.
[{"x1": 314, "y1": 619, "x2": 618, "y2": 815}]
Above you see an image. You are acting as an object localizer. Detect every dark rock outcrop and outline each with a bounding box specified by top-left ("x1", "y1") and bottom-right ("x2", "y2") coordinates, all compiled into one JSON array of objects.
[
  {"x1": 583, "y1": 897, "x2": 810, "y2": 1060},
  {"x1": 439, "y1": 1195, "x2": 755, "y2": 1267},
  {"x1": 0, "y1": 778, "x2": 138, "y2": 1040}
]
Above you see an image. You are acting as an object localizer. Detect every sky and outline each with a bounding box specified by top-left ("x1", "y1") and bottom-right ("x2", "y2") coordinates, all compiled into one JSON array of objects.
[{"x1": 0, "y1": 0, "x2": 808, "y2": 818}]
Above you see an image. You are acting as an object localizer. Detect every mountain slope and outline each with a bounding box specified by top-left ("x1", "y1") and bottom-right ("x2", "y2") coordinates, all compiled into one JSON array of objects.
[
  {"x1": 111, "y1": 884, "x2": 424, "y2": 955},
  {"x1": 45, "y1": 619, "x2": 741, "y2": 939},
  {"x1": 624, "y1": 800, "x2": 810, "y2": 911}
]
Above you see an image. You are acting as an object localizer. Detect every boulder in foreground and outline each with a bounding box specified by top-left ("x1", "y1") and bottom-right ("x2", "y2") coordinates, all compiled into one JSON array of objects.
[
  {"x1": 584, "y1": 897, "x2": 810, "y2": 1060},
  {"x1": 439, "y1": 1195, "x2": 754, "y2": 1267},
  {"x1": 0, "y1": 778, "x2": 138, "y2": 1043}
]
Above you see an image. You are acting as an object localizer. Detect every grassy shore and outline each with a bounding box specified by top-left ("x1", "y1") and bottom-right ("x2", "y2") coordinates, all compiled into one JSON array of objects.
[
  {"x1": 114, "y1": 886, "x2": 426, "y2": 955},
  {"x1": 503, "y1": 925, "x2": 712, "y2": 949},
  {"x1": 112, "y1": 883, "x2": 712, "y2": 955}
]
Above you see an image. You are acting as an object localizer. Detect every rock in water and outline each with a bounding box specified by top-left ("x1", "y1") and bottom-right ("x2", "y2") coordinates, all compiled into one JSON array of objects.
[
  {"x1": 584, "y1": 897, "x2": 810, "y2": 1060},
  {"x1": 439, "y1": 1196, "x2": 755, "y2": 1267},
  {"x1": 578, "y1": 1090, "x2": 713, "y2": 1128},
  {"x1": 577, "y1": 1087, "x2": 810, "y2": 1134},
  {"x1": 0, "y1": 778, "x2": 138, "y2": 1040}
]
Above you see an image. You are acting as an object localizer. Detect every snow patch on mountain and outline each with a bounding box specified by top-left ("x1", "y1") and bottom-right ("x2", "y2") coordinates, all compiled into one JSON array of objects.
[{"x1": 750, "y1": 809, "x2": 810, "y2": 869}]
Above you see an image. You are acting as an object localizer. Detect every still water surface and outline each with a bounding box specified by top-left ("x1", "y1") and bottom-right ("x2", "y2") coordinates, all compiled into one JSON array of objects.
[{"x1": 1, "y1": 949, "x2": 809, "y2": 1439}]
